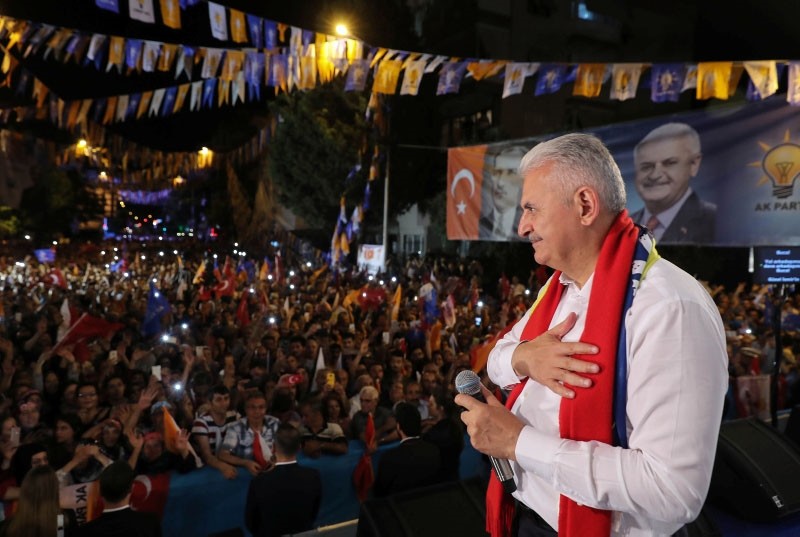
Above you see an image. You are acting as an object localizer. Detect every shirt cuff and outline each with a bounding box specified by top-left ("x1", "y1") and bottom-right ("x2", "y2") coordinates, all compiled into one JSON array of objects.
[{"x1": 514, "y1": 425, "x2": 563, "y2": 482}]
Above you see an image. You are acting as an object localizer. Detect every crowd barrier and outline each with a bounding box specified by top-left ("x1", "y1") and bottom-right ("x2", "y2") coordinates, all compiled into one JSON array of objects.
[
  {"x1": 147, "y1": 430, "x2": 800, "y2": 537},
  {"x1": 161, "y1": 436, "x2": 487, "y2": 536}
]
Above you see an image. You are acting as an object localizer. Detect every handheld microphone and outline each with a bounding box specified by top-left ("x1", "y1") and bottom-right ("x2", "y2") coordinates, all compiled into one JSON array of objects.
[{"x1": 455, "y1": 370, "x2": 517, "y2": 494}]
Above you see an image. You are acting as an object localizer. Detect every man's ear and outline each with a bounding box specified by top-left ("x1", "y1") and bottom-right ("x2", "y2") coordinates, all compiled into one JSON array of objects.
[
  {"x1": 574, "y1": 186, "x2": 600, "y2": 225},
  {"x1": 690, "y1": 152, "x2": 702, "y2": 177}
]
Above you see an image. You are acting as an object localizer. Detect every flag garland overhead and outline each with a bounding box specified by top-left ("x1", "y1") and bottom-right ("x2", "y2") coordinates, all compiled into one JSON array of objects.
[{"x1": 0, "y1": 9, "x2": 799, "y2": 111}]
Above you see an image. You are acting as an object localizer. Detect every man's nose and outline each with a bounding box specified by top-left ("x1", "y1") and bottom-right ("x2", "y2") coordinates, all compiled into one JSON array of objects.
[
  {"x1": 648, "y1": 164, "x2": 665, "y2": 179},
  {"x1": 517, "y1": 212, "x2": 532, "y2": 238}
]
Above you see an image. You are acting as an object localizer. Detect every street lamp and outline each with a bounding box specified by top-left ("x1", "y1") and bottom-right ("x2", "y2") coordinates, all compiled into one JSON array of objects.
[{"x1": 335, "y1": 23, "x2": 349, "y2": 37}]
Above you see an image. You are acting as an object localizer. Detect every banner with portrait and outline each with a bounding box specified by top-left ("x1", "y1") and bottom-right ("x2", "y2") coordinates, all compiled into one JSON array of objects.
[{"x1": 447, "y1": 95, "x2": 800, "y2": 246}]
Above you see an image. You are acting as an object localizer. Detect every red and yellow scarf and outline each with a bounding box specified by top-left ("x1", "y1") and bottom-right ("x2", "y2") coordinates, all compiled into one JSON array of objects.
[{"x1": 486, "y1": 210, "x2": 655, "y2": 537}]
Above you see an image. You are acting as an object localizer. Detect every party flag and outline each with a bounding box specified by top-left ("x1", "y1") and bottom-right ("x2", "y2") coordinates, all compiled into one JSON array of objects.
[
  {"x1": 221, "y1": 50, "x2": 243, "y2": 81},
  {"x1": 299, "y1": 54, "x2": 317, "y2": 90},
  {"x1": 192, "y1": 260, "x2": 206, "y2": 284},
  {"x1": 161, "y1": 87, "x2": 177, "y2": 116},
  {"x1": 467, "y1": 60, "x2": 505, "y2": 81},
  {"x1": 391, "y1": 285, "x2": 402, "y2": 322},
  {"x1": 264, "y1": 20, "x2": 278, "y2": 49},
  {"x1": 247, "y1": 15, "x2": 263, "y2": 48},
  {"x1": 162, "y1": 406, "x2": 181, "y2": 453},
  {"x1": 142, "y1": 41, "x2": 160, "y2": 72},
  {"x1": 229, "y1": 9, "x2": 247, "y2": 43},
  {"x1": 650, "y1": 63, "x2": 685, "y2": 103},
  {"x1": 96, "y1": 0, "x2": 119, "y2": 13},
  {"x1": 682, "y1": 64, "x2": 698, "y2": 92},
  {"x1": 609, "y1": 63, "x2": 642, "y2": 101},
  {"x1": 142, "y1": 281, "x2": 170, "y2": 336},
  {"x1": 470, "y1": 322, "x2": 515, "y2": 373},
  {"x1": 697, "y1": 62, "x2": 734, "y2": 99},
  {"x1": 400, "y1": 59, "x2": 426, "y2": 96},
  {"x1": 534, "y1": 64, "x2": 566, "y2": 95},
  {"x1": 124, "y1": 39, "x2": 142, "y2": 70},
  {"x1": 148, "y1": 88, "x2": 165, "y2": 116},
  {"x1": 744, "y1": 60, "x2": 778, "y2": 100},
  {"x1": 174, "y1": 83, "x2": 189, "y2": 112},
  {"x1": 573, "y1": 63, "x2": 606, "y2": 97},
  {"x1": 502, "y1": 62, "x2": 538, "y2": 98},
  {"x1": 788, "y1": 62, "x2": 800, "y2": 105},
  {"x1": 202, "y1": 48, "x2": 223, "y2": 78},
  {"x1": 372, "y1": 59, "x2": 402, "y2": 94},
  {"x1": 129, "y1": 0, "x2": 156, "y2": 24},
  {"x1": 344, "y1": 59, "x2": 368, "y2": 92},
  {"x1": 157, "y1": 43, "x2": 178, "y2": 72},
  {"x1": 436, "y1": 61, "x2": 467, "y2": 95},
  {"x1": 310, "y1": 346, "x2": 326, "y2": 392},
  {"x1": 208, "y1": 2, "x2": 228, "y2": 41},
  {"x1": 160, "y1": 0, "x2": 181, "y2": 29}
]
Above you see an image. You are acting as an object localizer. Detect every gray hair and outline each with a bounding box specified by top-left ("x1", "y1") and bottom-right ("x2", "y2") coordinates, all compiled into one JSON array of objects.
[
  {"x1": 518, "y1": 133, "x2": 626, "y2": 213},
  {"x1": 634, "y1": 122, "x2": 701, "y2": 159}
]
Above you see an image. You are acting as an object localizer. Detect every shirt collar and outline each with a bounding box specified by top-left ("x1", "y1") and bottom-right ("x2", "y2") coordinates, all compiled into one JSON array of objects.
[
  {"x1": 558, "y1": 272, "x2": 594, "y2": 296},
  {"x1": 642, "y1": 187, "x2": 693, "y2": 233}
]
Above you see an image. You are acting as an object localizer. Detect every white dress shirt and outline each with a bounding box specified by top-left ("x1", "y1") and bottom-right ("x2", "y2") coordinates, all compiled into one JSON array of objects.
[
  {"x1": 638, "y1": 188, "x2": 693, "y2": 242},
  {"x1": 488, "y1": 258, "x2": 728, "y2": 537}
]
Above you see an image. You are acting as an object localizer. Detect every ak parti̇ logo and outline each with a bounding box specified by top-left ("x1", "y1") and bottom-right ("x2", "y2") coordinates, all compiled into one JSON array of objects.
[{"x1": 751, "y1": 130, "x2": 800, "y2": 200}]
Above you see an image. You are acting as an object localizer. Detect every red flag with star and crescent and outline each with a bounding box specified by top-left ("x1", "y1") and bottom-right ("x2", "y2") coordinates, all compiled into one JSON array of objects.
[{"x1": 447, "y1": 145, "x2": 486, "y2": 239}]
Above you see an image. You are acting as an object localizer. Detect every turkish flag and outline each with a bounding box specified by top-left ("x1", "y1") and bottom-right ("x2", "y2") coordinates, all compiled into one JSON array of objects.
[
  {"x1": 236, "y1": 293, "x2": 251, "y2": 327},
  {"x1": 43, "y1": 267, "x2": 68, "y2": 289},
  {"x1": 213, "y1": 276, "x2": 235, "y2": 298},
  {"x1": 447, "y1": 145, "x2": 486, "y2": 239},
  {"x1": 53, "y1": 313, "x2": 124, "y2": 363},
  {"x1": 352, "y1": 413, "x2": 375, "y2": 501},
  {"x1": 131, "y1": 473, "x2": 171, "y2": 518}
]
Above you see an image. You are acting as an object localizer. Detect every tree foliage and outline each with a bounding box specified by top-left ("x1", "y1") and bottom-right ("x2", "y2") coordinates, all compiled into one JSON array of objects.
[
  {"x1": 268, "y1": 83, "x2": 367, "y2": 229},
  {"x1": 0, "y1": 206, "x2": 19, "y2": 237},
  {"x1": 16, "y1": 165, "x2": 105, "y2": 239}
]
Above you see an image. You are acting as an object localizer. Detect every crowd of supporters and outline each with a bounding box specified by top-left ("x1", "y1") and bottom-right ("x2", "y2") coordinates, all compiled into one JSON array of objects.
[{"x1": 0, "y1": 237, "x2": 797, "y2": 532}]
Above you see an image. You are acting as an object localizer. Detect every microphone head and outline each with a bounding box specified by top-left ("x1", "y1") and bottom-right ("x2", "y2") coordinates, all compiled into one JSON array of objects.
[{"x1": 455, "y1": 370, "x2": 481, "y2": 396}]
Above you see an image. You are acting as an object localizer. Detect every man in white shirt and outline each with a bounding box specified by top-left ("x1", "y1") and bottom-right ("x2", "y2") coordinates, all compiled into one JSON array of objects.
[{"x1": 456, "y1": 133, "x2": 727, "y2": 537}]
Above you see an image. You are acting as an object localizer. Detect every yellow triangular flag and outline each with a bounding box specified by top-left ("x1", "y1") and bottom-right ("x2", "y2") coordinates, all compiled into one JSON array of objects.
[
  {"x1": 229, "y1": 9, "x2": 247, "y2": 43},
  {"x1": 391, "y1": 285, "x2": 402, "y2": 322},
  {"x1": 372, "y1": 59, "x2": 402, "y2": 94},
  {"x1": 697, "y1": 62, "x2": 733, "y2": 100},
  {"x1": 573, "y1": 63, "x2": 606, "y2": 97},
  {"x1": 160, "y1": 0, "x2": 181, "y2": 29}
]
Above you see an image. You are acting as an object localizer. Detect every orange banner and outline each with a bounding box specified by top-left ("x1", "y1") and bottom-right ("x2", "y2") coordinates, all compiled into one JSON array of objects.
[{"x1": 446, "y1": 145, "x2": 486, "y2": 239}]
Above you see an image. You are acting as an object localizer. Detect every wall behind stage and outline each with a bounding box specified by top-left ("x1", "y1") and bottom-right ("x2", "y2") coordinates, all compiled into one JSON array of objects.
[{"x1": 448, "y1": 96, "x2": 800, "y2": 247}]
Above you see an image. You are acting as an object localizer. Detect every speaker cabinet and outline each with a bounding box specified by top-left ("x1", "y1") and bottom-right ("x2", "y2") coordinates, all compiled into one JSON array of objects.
[
  {"x1": 357, "y1": 478, "x2": 487, "y2": 537},
  {"x1": 708, "y1": 417, "x2": 800, "y2": 522}
]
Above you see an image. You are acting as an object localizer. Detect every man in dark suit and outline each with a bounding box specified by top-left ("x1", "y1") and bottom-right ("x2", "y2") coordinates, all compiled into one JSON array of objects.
[
  {"x1": 372, "y1": 402, "x2": 441, "y2": 497},
  {"x1": 245, "y1": 423, "x2": 322, "y2": 537},
  {"x1": 479, "y1": 145, "x2": 528, "y2": 241},
  {"x1": 631, "y1": 122, "x2": 716, "y2": 244},
  {"x1": 76, "y1": 461, "x2": 162, "y2": 537}
]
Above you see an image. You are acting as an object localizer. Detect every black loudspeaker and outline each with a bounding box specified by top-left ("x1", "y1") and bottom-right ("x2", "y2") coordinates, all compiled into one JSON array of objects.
[
  {"x1": 708, "y1": 417, "x2": 800, "y2": 522},
  {"x1": 357, "y1": 478, "x2": 488, "y2": 537}
]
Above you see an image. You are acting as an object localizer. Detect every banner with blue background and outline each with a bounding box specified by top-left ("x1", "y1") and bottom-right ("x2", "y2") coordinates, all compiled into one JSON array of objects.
[{"x1": 447, "y1": 96, "x2": 800, "y2": 246}]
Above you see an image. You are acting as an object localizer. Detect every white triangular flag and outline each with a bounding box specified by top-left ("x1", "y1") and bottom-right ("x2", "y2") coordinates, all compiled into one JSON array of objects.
[
  {"x1": 208, "y1": 2, "x2": 228, "y2": 41},
  {"x1": 129, "y1": 0, "x2": 156, "y2": 24}
]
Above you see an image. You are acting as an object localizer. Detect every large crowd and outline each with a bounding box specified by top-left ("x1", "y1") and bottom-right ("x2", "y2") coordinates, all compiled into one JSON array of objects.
[{"x1": 0, "y1": 237, "x2": 798, "y2": 534}]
